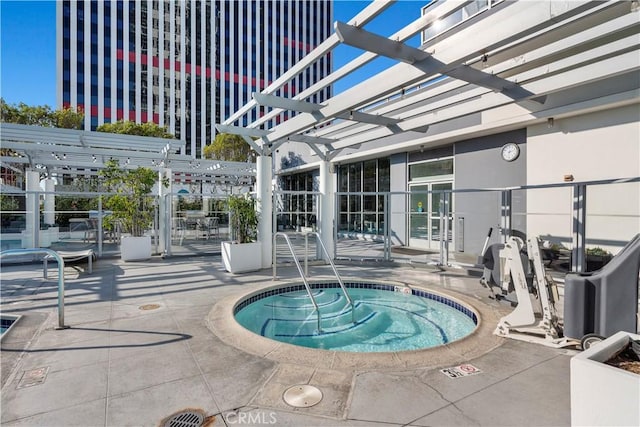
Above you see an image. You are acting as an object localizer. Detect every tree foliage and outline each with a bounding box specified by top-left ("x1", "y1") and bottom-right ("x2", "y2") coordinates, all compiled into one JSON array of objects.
[
  {"x1": 203, "y1": 133, "x2": 254, "y2": 162},
  {"x1": 227, "y1": 194, "x2": 259, "y2": 244},
  {"x1": 99, "y1": 159, "x2": 168, "y2": 237},
  {"x1": 96, "y1": 120, "x2": 174, "y2": 139},
  {"x1": 0, "y1": 194, "x2": 19, "y2": 211},
  {"x1": 0, "y1": 99, "x2": 84, "y2": 129}
]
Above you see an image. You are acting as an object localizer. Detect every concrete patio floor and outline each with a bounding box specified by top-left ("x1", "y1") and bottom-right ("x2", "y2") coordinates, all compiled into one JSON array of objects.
[{"x1": 1, "y1": 255, "x2": 575, "y2": 426}]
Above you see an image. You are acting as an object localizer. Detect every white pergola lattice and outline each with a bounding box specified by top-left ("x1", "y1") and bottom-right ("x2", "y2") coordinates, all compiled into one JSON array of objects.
[
  {"x1": 0, "y1": 123, "x2": 256, "y2": 183},
  {"x1": 220, "y1": 0, "x2": 639, "y2": 163}
]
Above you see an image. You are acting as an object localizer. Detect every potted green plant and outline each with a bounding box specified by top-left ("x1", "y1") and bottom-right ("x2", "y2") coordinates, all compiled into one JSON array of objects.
[
  {"x1": 221, "y1": 194, "x2": 261, "y2": 273},
  {"x1": 100, "y1": 159, "x2": 167, "y2": 261},
  {"x1": 585, "y1": 246, "x2": 613, "y2": 272}
]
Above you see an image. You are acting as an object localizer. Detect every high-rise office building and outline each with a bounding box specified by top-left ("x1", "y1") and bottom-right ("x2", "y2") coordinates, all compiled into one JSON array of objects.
[{"x1": 57, "y1": 1, "x2": 333, "y2": 157}]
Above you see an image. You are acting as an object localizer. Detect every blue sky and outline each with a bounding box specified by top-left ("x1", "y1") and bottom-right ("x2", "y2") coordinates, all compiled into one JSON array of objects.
[{"x1": 0, "y1": 0, "x2": 423, "y2": 108}]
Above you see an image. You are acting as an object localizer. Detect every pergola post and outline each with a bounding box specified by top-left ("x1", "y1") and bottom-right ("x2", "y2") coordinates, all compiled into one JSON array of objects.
[
  {"x1": 319, "y1": 160, "x2": 335, "y2": 260},
  {"x1": 158, "y1": 168, "x2": 172, "y2": 256},
  {"x1": 257, "y1": 155, "x2": 273, "y2": 268},
  {"x1": 25, "y1": 170, "x2": 40, "y2": 248},
  {"x1": 43, "y1": 177, "x2": 56, "y2": 226}
]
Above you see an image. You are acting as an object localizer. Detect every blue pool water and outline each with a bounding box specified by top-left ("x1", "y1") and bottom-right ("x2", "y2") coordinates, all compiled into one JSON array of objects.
[
  {"x1": 234, "y1": 283, "x2": 477, "y2": 352},
  {"x1": 0, "y1": 317, "x2": 16, "y2": 336},
  {"x1": 0, "y1": 239, "x2": 21, "y2": 251}
]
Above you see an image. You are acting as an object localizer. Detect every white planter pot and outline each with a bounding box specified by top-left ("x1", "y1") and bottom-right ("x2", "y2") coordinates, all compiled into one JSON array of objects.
[
  {"x1": 571, "y1": 331, "x2": 640, "y2": 426},
  {"x1": 221, "y1": 241, "x2": 262, "y2": 274},
  {"x1": 120, "y1": 236, "x2": 152, "y2": 261},
  {"x1": 48, "y1": 227, "x2": 60, "y2": 243},
  {"x1": 39, "y1": 230, "x2": 52, "y2": 248}
]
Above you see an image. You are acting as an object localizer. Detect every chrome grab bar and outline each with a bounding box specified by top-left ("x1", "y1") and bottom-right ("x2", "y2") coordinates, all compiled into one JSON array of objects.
[
  {"x1": 1, "y1": 248, "x2": 68, "y2": 329},
  {"x1": 304, "y1": 232, "x2": 355, "y2": 323},
  {"x1": 273, "y1": 232, "x2": 322, "y2": 332}
]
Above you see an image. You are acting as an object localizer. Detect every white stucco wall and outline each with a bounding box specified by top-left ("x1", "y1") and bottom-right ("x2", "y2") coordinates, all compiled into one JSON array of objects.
[{"x1": 527, "y1": 104, "x2": 640, "y2": 253}]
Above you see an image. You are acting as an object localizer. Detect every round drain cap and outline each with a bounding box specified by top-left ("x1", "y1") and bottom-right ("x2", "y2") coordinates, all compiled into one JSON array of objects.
[
  {"x1": 283, "y1": 384, "x2": 323, "y2": 408},
  {"x1": 162, "y1": 409, "x2": 205, "y2": 427}
]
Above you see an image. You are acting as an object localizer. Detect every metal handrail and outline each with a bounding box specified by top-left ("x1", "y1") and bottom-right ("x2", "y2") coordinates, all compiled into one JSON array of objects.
[
  {"x1": 0, "y1": 248, "x2": 68, "y2": 329},
  {"x1": 273, "y1": 232, "x2": 322, "y2": 332},
  {"x1": 304, "y1": 232, "x2": 355, "y2": 323}
]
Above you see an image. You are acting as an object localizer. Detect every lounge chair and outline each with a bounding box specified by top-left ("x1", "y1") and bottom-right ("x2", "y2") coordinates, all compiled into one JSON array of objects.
[{"x1": 43, "y1": 249, "x2": 95, "y2": 278}]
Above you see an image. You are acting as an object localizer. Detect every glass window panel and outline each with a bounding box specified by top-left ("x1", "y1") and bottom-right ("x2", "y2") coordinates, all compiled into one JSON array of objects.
[
  {"x1": 340, "y1": 195, "x2": 348, "y2": 211},
  {"x1": 349, "y1": 195, "x2": 361, "y2": 213},
  {"x1": 285, "y1": 194, "x2": 292, "y2": 212},
  {"x1": 339, "y1": 214, "x2": 348, "y2": 231},
  {"x1": 363, "y1": 195, "x2": 375, "y2": 212},
  {"x1": 338, "y1": 166, "x2": 348, "y2": 192},
  {"x1": 364, "y1": 214, "x2": 376, "y2": 234},
  {"x1": 409, "y1": 158, "x2": 453, "y2": 180},
  {"x1": 349, "y1": 213, "x2": 362, "y2": 232},
  {"x1": 363, "y1": 160, "x2": 376, "y2": 192},
  {"x1": 378, "y1": 158, "x2": 390, "y2": 192},
  {"x1": 348, "y1": 163, "x2": 361, "y2": 192},
  {"x1": 431, "y1": 183, "x2": 452, "y2": 215}
]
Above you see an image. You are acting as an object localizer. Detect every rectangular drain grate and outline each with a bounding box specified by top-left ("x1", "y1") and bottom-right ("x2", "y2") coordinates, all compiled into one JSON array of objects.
[{"x1": 17, "y1": 366, "x2": 50, "y2": 389}]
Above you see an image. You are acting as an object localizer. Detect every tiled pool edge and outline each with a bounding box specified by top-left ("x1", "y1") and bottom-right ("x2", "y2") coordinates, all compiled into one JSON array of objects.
[
  {"x1": 234, "y1": 281, "x2": 478, "y2": 326},
  {"x1": 207, "y1": 280, "x2": 504, "y2": 371}
]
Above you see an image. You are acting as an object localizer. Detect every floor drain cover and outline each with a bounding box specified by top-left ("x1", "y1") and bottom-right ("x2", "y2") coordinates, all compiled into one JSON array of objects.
[
  {"x1": 139, "y1": 304, "x2": 161, "y2": 311},
  {"x1": 283, "y1": 384, "x2": 323, "y2": 408},
  {"x1": 17, "y1": 366, "x2": 49, "y2": 389},
  {"x1": 162, "y1": 409, "x2": 205, "y2": 427}
]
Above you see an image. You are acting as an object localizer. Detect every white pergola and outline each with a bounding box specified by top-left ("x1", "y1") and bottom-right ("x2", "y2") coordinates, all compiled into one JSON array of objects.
[
  {"x1": 0, "y1": 123, "x2": 256, "y2": 183},
  {"x1": 1, "y1": 122, "x2": 258, "y2": 254},
  {"x1": 218, "y1": 0, "x2": 639, "y2": 268}
]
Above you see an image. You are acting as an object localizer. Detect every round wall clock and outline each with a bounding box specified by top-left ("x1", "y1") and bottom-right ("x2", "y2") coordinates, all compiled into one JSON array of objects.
[{"x1": 501, "y1": 142, "x2": 520, "y2": 162}]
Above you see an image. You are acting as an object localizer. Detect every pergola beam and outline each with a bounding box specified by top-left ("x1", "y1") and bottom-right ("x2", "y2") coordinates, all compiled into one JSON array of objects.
[
  {"x1": 240, "y1": 135, "x2": 263, "y2": 154},
  {"x1": 286, "y1": 134, "x2": 336, "y2": 145},
  {"x1": 335, "y1": 21, "x2": 540, "y2": 102},
  {"x1": 223, "y1": 0, "x2": 394, "y2": 126},
  {"x1": 0, "y1": 123, "x2": 184, "y2": 153},
  {"x1": 312, "y1": 7, "x2": 636, "y2": 142},
  {"x1": 253, "y1": 93, "x2": 323, "y2": 113},
  {"x1": 261, "y1": 1, "x2": 613, "y2": 145},
  {"x1": 215, "y1": 124, "x2": 271, "y2": 139},
  {"x1": 248, "y1": 1, "x2": 470, "y2": 129},
  {"x1": 336, "y1": 110, "x2": 401, "y2": 126},
  {"x1": 335, "y1": 21, "x2": 431, "y2": 64}
]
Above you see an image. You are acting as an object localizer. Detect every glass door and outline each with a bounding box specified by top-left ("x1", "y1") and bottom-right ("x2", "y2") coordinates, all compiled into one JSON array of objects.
[
  {"x1": 409, "y1": 184, "x2": 429, "y2": 248},
  {"x1": 409, "y1": 181, "x2": 452, "y2": 249}
]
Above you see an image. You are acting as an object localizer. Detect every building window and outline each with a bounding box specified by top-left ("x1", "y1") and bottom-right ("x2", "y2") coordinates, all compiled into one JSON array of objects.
[
  {"x1": 408, "y1": 158, "x2": 454, "y2": 181},
  {"x1": 278, "y1": 170, "x2": 317, "y2": 230},
  {"x1": 337, "y1": 158, "x2": 390, "y2": 234}
]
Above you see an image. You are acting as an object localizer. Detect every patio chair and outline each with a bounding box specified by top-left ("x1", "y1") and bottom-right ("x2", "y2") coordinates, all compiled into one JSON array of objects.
[
  {"x1": 173, "y1": 217, "x2": 186, "y2": 246},
  {"x1": 197, "y1": 217, "x2": 220, "y2": 240},
  {"x1": 208, "y1": 217, "x2": 220, "y2": 239},
  {"x1": 105, "y1": 219, "x2": 122, "y2": 243},
  {"x1": 83, "y1": 218, "x2": 99, "y2": 243}
]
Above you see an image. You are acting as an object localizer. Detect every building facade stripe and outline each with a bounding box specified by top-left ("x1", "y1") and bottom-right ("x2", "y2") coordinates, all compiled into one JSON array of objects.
[{"x1": 58, "y1": 0, "x2": 332, "y2": 158}]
